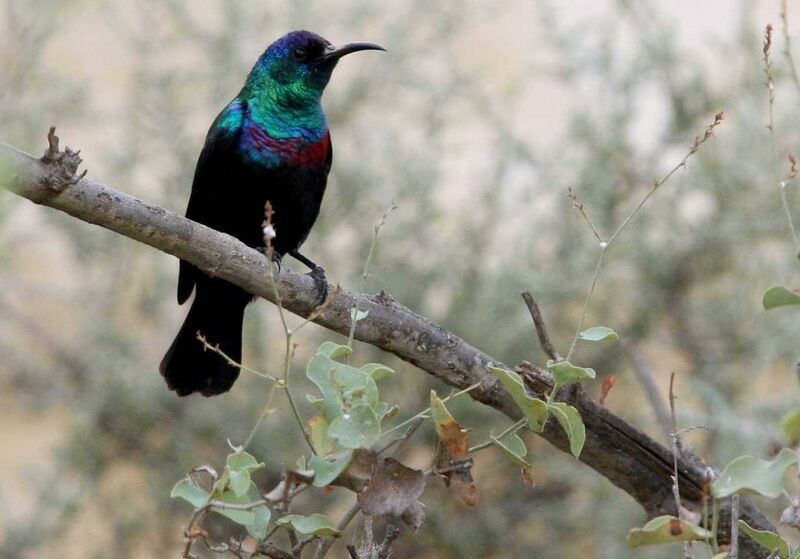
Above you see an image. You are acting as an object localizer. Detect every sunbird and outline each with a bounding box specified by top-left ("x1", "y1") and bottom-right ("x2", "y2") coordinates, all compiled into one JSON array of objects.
[{"x1": 160, "y1": 31, "x2": 384, "y2": 396}]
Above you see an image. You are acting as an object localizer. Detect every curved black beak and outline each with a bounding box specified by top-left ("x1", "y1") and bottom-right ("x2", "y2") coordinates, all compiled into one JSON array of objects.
[{"x1": 321, "y1": 42, "x2": 386, "y2": 62}]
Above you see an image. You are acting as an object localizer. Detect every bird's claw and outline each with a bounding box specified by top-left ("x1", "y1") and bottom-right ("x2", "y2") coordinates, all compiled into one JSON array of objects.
[
  {"x1": 308, "y1": 266, "x2": 328, "y2": 306},
  {"x1": 256, "y1": 247, "x2": 283, "y2": 273}
]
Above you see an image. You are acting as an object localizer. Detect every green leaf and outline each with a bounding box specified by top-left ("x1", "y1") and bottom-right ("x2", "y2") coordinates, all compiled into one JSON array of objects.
[
  {"x1": 782, "y1": 408, "x2": 800, "y2": 446},
  {"x1": 228, "y1": 469, "x2": 251, "y2": 498},
  {"x1": 307, "y1": 354, "x2": 380, "y2": 422},
  {"x1": 213, "y1": 488, "x2": 258, "y2": 526},
  {"x1": 430, "y1": 390, "x2": 455, "y2": 426},
  {"x1": 763, "y1": 286, "x2": 800, "y2": 310},
  {"x1": 309, "y1": 415, "x2": 335, "y2": 456},
  {"x1": 307, "y1": 354, "x2": 345, "y2": 421},
  {"x1": 548, "y1": 402, "x2": 586, "y2": 458},
  {"x1": 332, "y1": 363, "x2": 379, "y2": 407},
  {"x1": 489, "y1": 366, "x2": 549, "y2": 431},
  {"x1": 246, "y1": 505, "x2": 272, "y2": 540},
  {"x1": 361, "y1": 363, "x2": 395, "y2": 381},
  {"x1": 328, "y1": 403, "x2": 380, "y2": 449},
  {"x1": 317, "y1": 341, "x2": 352, "y2": 359},
  {"x1": 226, "y1": 449, "x2": 264, "y2": 473},
  {"x1": 309, "y1": 450, "x2": 353, "y2": 487},
  {"x1": 277, "y1": 513, "x2": 341, "y2": 537},
  {"x1": 306, "y1": 394, "x2": 326, "y2": 415},
  {"x1": 738, "y1": 520, "x2": 791, "y2": 558},
  {"x1": 490, "y1": 432, "x2": 531, "y2": 469},
  {"x1": 546, "y1": 360, "x2": 596, "y2": 391},
  {"x1": 626, "y1": 515, "x2": 712, "y2": 547},
  {"x1": 350, "y1": 308, "x2": 369, "y2": 322},
  {"x1": 713, "y1": 448, "x2": 799, "y2": 498},
  {"x1": 170, "y1": 477, "x2": 210, "y2": 508},
  {"x1": 578, "y1": 326, "x2": 619, "y2": 342}
]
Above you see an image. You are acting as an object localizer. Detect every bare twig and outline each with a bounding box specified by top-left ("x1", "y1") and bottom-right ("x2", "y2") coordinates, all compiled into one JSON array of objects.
[
  {"x1": 521, "y1": 291, "x2": 562, "y2": 361},
  {"x1": 346, "y1": 201, "x2": 398, "y2": 354},
  {"x1": 668, "y1": 372, "x2": 692, "y2": 559},
  {"x1": 731, "y1": 494, "x2": 741, "y2": 559},
  {"x1": 565, "y1": 112, "x2": 724, "y2": 361},
  {"x1": 621, "y1": 339, "x2": 672, "y2": 441},
  {"x1": 781, "y1": 1, "x2": 800, "y2": 97},
  {"x1": 763, "y1": 22, "x2": 800, "y2": 252},
  {"x1": 313, "y1": 502, "x2": 361, "y2": 559}
]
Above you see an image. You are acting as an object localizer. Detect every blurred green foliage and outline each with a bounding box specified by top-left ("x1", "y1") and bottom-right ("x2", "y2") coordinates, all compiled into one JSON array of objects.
[{"x1": 1, "y1": 0, "x2": 800, "y2": 557}]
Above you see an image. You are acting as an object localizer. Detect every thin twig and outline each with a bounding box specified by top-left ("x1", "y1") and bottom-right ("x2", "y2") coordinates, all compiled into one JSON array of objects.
[
  {"x1": 781, "y1": 0, "x2": 800, "y2": 97},
  {"x1": 566, "y1": 249, "x2": 606, "y2": 361},
  {"x1": 467, "y1": 418, "x2": 527, "y2": 453},
  {"x1": 763, "y1": 22, "x2": 800, "y2": 253},
  {"x1": 730, "y1": 494, "x2": 741, "y2": 559},
  {"x1": 313, "y1": 502, "x2": 361, "y2": 559},
  {"x1": 668, "y1": 372, "x2": 692, "y2": 559},
  {"x1": 621, "y1": 339, "x2": 672, "y2": 441},
  {"x1": 378, "y1": 381, "x2": 484, "y2": 439},
  {"x1": 565, "y1": 112, "x2": 724, "y2": 361},
  {"x1": 196, "y1": 333, "x2": 278, "y2": 382},
  {"x1": 376, "y1": 416, "x2": 425, "y2": 456},
  {"x1": 568, "y1": 187, "x2": 605, "y2": 244},
  {"x1": 263, "y1": 202, "x2": 316, "y2": 455},
  {"x1": 521, "y1": 291, "x2": 562, "y2": 361},
  {"x1": 346, "y1": 202, "x2": 398, "y2": 354}
]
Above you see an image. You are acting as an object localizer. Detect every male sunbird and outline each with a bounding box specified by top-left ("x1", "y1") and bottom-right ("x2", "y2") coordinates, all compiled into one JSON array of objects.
[{"x1": 160, "y1": 31, "x2": 384, "y2": 396}]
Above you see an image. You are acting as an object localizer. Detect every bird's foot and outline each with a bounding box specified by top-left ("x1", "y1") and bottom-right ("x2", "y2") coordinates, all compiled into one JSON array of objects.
[
  {"x1": 256, "y1": 247, "x2": 283, "y2": 273},
  {"x1": 308, "y1": 266, "x2": 328, "y2": 306}
]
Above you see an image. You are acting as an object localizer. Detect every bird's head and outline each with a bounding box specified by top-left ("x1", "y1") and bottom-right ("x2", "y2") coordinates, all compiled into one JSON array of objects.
[{"x1": 245, "y1": 30, "x2": 384, "y2": 110}]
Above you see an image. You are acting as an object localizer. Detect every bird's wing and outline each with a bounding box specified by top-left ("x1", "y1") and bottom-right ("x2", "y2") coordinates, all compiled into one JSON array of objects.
[{"x1": 178, "y1": 99, "x2": 246, "y2": 304}]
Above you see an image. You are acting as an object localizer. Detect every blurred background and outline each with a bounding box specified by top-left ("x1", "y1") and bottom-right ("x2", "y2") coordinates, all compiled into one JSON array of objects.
[{"x1": 1, "y1": 0, "x2": 799, "y2": 557}]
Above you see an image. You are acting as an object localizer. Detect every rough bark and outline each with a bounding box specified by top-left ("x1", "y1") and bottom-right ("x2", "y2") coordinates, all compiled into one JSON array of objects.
[{"x1": 0, "y1": 134, "x2": 774, "y2": 557}]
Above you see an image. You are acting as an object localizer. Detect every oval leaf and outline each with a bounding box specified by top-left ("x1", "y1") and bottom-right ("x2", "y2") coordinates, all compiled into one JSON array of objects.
[
  {"x1": 713, "y1": 448, "x2": 799, "y2": 498},
  {"x1": 578, "y1": 326, "x2": 619, "y2": 342},
  {"x1": 546, "y1": 360, "x2": 596, "y2": 390},
  {"x1": 310, "y1": 450, "x2": 354, "y2": 487},
  {"x1": 361, "y1": 363, "x2": 395, "y2": 381},
  {"x1": 626, "y1": 515, "x2": 712, "y2": 547},
  {"x1": 171, "y1": 477, "x2": 210, "y2": 509},
  {"x1": 246, "y1": 505, "x2": 272, "y2": 540},
  {"x1": 277, "y1": 514, "x2": 341, "y2": 537},
  {"x1": 213, "y1": 487, "x2": 259, "y2": 526},
  {"x1": 226, "y1": 449, "x2": 264, "y2": 474},
  {"x1": 738, "y1": 520, "x2": 791, "y2": 558},
  {"x1": 490, "y1": 432, "x2": 531, "y2": 468},
  {"x1": 763, "y1": 286, "x2": 800, "y2": 310},
  {"x1": 317, "y1": 341, "x2": 352, "y2": 359},
  {"x1": 489, "y1": 366, "x2": 549, "y2": 431},
  {"x1": 548, "y1": 402, "x2": 586, "y2": 458},
  {"x1": 328, "y1": 403, "x2": 380, "y2": 449}
]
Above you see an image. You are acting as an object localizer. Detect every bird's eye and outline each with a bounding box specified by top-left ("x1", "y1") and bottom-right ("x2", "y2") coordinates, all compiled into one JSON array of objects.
[{"x1": 293, "y1": 47, "x2": 307, "y2": 60}]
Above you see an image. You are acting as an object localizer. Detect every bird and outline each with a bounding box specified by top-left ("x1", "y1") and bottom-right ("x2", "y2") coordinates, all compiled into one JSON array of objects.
[{"x1": 159, "y1": 30, "x2": 384, "y2": 397}]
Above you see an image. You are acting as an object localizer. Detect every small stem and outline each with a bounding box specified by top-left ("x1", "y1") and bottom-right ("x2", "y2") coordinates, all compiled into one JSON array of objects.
[
  {"x1": 730, "y1": 494, "x2": 740, "y2": 559},
  {"x1": 467, "y1": 418, "x2": 527, "y2": 453},
  {"x1": 521, "y1": 292, "x2": 561, "y2": 361},
  {"x1": 711, "y1": 498, "x2": 720, "y2": 552},
  {"x1": 346, "y1": 202, "x2": 397, "y2": 355},
  {"x1": 782, "y1": 0, "x2": 800, "y2": 98},
  {"x1": 313, "y1": 502, "x2": 361, "y2": 559},
  {"x1": 263, "y1": 217, "x2": 315, "y2": 455},
  {"x1": 379, "y1": 381, "x2": 483, "y2": 439},
  {"x1": 208, "y1": 499, "x2": 267, "y2": 511},
  {"x1": 566, "y1": 248, "x2": 606, "y2": 361}
]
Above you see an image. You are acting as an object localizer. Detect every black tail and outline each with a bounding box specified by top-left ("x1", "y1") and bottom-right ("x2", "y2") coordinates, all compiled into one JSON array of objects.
[{"x1": 160, "y1": 281, "x2": 250, "y2": 397}]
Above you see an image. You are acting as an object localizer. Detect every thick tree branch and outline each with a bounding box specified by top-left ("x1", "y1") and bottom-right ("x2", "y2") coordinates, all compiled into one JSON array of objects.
[{"x1": 0, "y1": 134, "x2": 773, "y2": 557}]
